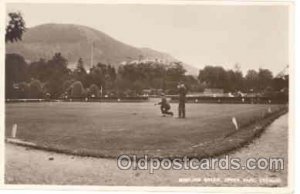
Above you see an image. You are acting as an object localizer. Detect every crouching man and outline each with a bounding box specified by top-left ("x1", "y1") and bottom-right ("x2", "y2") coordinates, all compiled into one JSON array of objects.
[{"x1": 155, "y1": 94, "x2": 174, "y2": 117}]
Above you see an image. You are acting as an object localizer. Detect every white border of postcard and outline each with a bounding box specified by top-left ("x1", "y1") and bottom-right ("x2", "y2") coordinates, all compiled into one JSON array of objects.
[{"x1": 0, "y1": 0, "x2": 295, "y2": 193}]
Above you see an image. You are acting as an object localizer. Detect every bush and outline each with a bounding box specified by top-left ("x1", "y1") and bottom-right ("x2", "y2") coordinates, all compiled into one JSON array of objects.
[
  {"x1": 17, "y1": 82, "x2": 29, "y2": 98},
  {"x1": 89, "y1": 84, "x2": 100, "y2": 97},
  {"x1": 71, "y1": 81, "x2": 85, "y2": 98}
]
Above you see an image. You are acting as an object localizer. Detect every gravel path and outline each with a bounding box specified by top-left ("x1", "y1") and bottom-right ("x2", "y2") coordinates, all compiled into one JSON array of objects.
[{"x1": 5, "y1": 114, "x2": 288, "y2": 187}]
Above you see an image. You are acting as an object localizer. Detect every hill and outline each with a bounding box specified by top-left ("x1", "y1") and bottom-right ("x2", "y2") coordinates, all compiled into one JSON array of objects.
[{"x1": 6, "y1": 23, "x2": 197, "y2": 74}]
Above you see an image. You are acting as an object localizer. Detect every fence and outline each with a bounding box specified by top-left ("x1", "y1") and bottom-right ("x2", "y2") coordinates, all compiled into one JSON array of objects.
[{"x1": 170, "y1": 96, "x2": 288, "y2": 104}]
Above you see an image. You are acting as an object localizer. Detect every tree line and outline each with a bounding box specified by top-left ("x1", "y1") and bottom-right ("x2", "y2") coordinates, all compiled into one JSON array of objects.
[
  {"x1": 5, "y1": 53, "x2": 190, "y2": 99},
  {"x1": 198, "y1": 65, "x2": 288, "y2": 94},
  {"x1": 6, "y1": 52, "x2": 288, "y2": 99}
]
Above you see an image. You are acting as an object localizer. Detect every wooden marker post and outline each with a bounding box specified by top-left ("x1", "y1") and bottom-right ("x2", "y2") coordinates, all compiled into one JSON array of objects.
[
  {"x1": 268, "y1": 107, "x2": 272, "y2": 113},
  {"x1": 11, "y1": 124, "x2": 17, "y2": 138},
  {"x1": 232, "y1": 117, "x2": 239, "y2": 130}
]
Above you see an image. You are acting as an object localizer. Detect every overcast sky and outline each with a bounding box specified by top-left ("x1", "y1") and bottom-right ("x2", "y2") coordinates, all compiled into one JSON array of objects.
[{"x1": 7, "y1": 3, "x2": 290, "y2": 75}]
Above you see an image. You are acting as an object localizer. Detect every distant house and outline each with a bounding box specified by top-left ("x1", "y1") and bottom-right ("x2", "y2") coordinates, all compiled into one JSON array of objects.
[
  {"x1": 203, "y1": 88, "x2": 224, "y2": 97},
  {"x1": 120, "y1": 58, "x2": 169, "y2": 66},
  {"x1": 142, "y1": 88, "x2": 163, "y2": 96},
  {"x1": 142, "y1": 89, "x2": 152, "y2": 95},
  {"x1": 204, "y1": 88, "x2": 224, "y2": 94}
]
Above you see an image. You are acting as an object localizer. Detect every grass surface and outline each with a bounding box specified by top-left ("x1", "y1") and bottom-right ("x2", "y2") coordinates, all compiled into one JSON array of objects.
[{"x1": 5, "y1": 102, "x2": 286, "y2": 158}]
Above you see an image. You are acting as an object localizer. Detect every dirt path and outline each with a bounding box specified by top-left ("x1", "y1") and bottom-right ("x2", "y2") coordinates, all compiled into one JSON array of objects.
[{"x1": 5, "y1": 114, "x2": 288, "y2": 187}]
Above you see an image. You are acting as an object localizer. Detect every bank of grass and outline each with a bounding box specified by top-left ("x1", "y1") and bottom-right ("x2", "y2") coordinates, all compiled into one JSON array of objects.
[{"x1": 5, "y1": 102, "x2": 287, "y2": 158}]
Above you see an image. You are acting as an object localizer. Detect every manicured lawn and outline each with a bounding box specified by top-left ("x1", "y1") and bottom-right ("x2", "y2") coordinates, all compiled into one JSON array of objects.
[{"x1": 5, "y1": 102, "x2": 285, "y2": 157}]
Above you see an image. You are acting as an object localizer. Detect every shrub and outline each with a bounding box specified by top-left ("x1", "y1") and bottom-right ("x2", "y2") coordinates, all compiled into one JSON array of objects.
[
  {"x1": 17, "y1": 82, "x2": 29, "y2": 98},
  {"x1": 89, "y1": 84, "x2": 100, "y2": 98},
  {"x1": 71, "y1": 81, "x2": 85, "y2": 98}
]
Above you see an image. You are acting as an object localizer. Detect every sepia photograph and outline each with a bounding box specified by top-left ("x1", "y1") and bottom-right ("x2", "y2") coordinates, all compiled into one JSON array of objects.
[{"x1": 1, "y1": 0, "x2": 294, "y2": 192}]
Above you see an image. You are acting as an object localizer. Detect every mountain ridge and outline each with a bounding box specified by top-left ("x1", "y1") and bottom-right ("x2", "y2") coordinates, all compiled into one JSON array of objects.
[{"x1": 6, "y1": 23, "x2": 198, "y2": 74}]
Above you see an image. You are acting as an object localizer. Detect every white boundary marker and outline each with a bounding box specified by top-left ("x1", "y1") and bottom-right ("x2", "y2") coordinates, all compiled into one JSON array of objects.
[
  {"x1": 11, "y1": 124, "x2": 17, "y2": 138},
  {"x1": 232, "y1": 117, "x2": 238, "y2": 130},
  {"x1": 268, "y1": 107, "x2": 272, "y2": 113}
]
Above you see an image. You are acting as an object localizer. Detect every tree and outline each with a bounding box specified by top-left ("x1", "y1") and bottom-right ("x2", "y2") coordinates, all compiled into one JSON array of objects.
[
  {"x1": 198, "y1": 66, "x2": 227, "y2": 89},
  {"x1": 184, "y1": 75, "x2": 203, "y2": 92},
  {"x1": 163, "y1": 62, "x2": 186, "y2": 91},
  {"x1": 272, "y1": 76, "x2": 288, "y2": 91},
  {"x1": 104, "y1": 65, "x2": 117, "y2": 90},
  {"x1": 258, "y1": 68, "x2": 273, "y2": 91},
  {"x1": 73, "y1": 58, "x2": 88, "y2": 86},
  {"x1": 165, "y1": 62, "x2": 186, "y2": 81},
  {"x1": 88, "y1": 64, "x2": 105, "y2": 89},
  {"x1": 28, "y1": 79, "x2": 43, "y2": 98},
  {"x1": 87, "y1": 63, "x2": 117, "y2": 93},
  {"x1": 245, "y1": 70, "x2": 259, "y2": 92},
  {"x1": 5, "y1": 53, "x2": 28, "y2": 98},
  {"x1": 5, "y1": 53, "x2": 28, "y2": 82},
  {"x1": 132, "y1": 80, "x2": 144, "y2": 94},
  {"x1": 197, "y1": 65, "x2": 247, "y2": 92},
  {"x1": 44, "y1": 53, "x2": 70, "y2": 98},
  {"x1": 5, "y1": 12, "x2": 27, "y2": 98},
  {"x1": 225, "y1": 70, "x2": 244, "y2": 92},
  {"x1": 28, "y1": 58, "x2": 48, "y2": 81},
  {"x1": 6, "y1": 12, "x2": 26, "y2": 43}
]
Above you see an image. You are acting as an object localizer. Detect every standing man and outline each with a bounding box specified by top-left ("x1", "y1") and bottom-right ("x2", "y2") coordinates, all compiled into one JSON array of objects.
[{"x1": 178, "y1": 82, "x2": 187, "y2": 118}]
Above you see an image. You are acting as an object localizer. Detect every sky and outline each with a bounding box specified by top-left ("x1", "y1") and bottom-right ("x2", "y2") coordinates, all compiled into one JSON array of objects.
[{"x1": 7, "y1": 3, "x2": 290, "y2": 75}]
